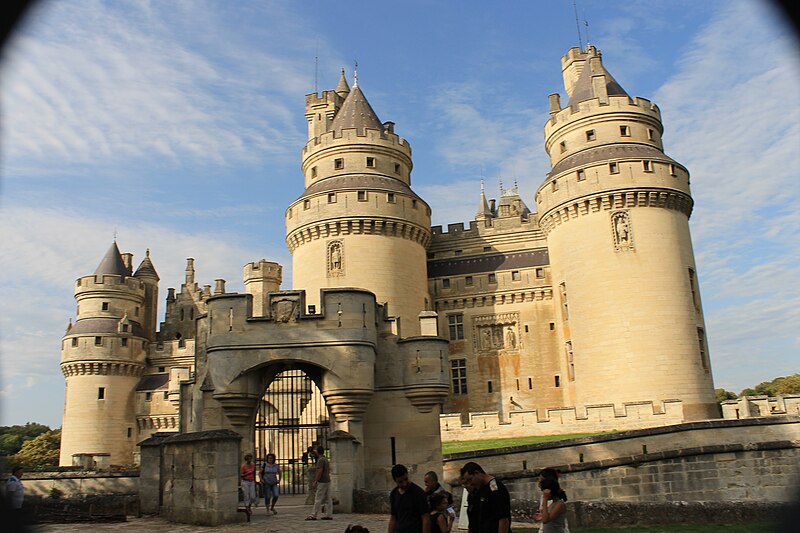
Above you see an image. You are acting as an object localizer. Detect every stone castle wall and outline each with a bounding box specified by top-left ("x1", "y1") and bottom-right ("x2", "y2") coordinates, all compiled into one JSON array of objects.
[{"x1": 440, "y1": 399, "x2": 685, "y2": 442}]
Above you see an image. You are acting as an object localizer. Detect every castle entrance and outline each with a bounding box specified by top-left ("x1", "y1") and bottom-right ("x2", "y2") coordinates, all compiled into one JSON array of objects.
[{"x1": 254, "y1": 369, "x2": 330, "y2": 495}]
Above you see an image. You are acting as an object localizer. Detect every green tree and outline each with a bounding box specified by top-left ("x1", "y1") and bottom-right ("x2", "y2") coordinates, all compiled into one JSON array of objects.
[
  {"x1": 739, "y1": 374, "x2": 800, "y2": 397},
  {"x1": 10, "y1": 429, "x2": 61, "y2": 467},
  {"x1": 0, "y1": 423, "x2": 51, "y2": 456},
  {"x1": 715, "y1": 388, "x2": 738, "y2": 403}
]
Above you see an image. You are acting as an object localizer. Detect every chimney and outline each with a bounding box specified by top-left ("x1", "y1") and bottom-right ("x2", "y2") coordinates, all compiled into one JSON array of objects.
[
  {"x1": 549, "y1": 93, "x2": 561, "y2": 115},
  {"x1": 214, "y1": 279, "x2": 226, "y2": 295}
]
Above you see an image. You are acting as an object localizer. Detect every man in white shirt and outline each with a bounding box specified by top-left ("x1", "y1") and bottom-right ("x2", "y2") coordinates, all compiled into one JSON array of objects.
[{"x1": 6, "y1": 466, "x2": 25, "y2": 531}]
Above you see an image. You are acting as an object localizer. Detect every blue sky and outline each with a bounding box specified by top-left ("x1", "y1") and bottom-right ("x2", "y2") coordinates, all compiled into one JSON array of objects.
[{"x1": 1, "y1": 0, "x2": 798, "y2": 428}]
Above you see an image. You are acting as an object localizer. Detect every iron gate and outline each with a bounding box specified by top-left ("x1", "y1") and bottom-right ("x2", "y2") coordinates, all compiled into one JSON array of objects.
[{"x1": 254, "y1": 369, "x2": 330, "y2": 495}]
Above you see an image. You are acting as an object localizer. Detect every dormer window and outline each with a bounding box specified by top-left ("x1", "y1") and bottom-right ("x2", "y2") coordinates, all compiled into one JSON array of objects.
[
  {"x1": 334, "y1": 158, "x2": 344, "y2": 170},
  {"x1": 586, "y1": 130, "x2": 596, "y2": 141},
  {"x1": 366, "y1": 157, "x2": 376, "y2": 168}
]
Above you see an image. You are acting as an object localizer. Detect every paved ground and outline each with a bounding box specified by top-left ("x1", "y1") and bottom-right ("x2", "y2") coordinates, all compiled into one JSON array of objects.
[
  {"x1": 32, "y1": 495, "x2": 534, "y2": 532},
  {"x1": 34, "y1": 495, "x2": 389, "y2": 533}
]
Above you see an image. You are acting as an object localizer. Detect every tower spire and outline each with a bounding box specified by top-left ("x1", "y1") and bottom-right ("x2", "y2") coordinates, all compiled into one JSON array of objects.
[{"x1": 353, "y1": 60, "x2": 359, "y2": 88}]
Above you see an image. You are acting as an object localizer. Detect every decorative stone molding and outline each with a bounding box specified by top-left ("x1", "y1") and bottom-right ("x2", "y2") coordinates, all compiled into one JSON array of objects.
[
  {"x1": 324, "y1": 390, "x2": 374, "y2": 422},
  {"x1": 287, "y1": 217, "x2": 431, "y2": 251},
  {"x1": 473, "y1": 312, "x2": 520, "y2": 352},
  {"x1": 434, "y1": 289, "x2": 553, "y2": 312},
  {"x1": 61, "y1": 361, "x2": 145, "y2": 378},
  {"x1": 327, "y1": 239, "x2": 345, "y2": 277},
  {"x1": 137, "y1": 415, "x2": 179, "y2": 430},
  {"x1": 538, "y1": 188, "x2": 693, "y2": 236}
]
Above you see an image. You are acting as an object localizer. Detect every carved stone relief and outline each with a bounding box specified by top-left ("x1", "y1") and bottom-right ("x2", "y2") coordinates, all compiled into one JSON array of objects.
[
  {"x1": 327, "y1": 240, "x2": 344, "y2": 277},
  {"x1": 272, "y1": 297, "x2": 300, "y2": 323},
  {"x1": 472, "y1": 312, "x2": 520, "y2": 352},
  {"x1": 611, "y1": 210, "x2": 634, "y2": 252}
]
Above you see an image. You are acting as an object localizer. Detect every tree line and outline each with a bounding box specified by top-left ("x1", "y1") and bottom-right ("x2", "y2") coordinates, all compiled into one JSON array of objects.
[
  {"x1": 0, "y1": 423, "x2": 60, "y2": 468},
  {"x1": 715, "y1": 373, "x2": 800, "y2": 403}
]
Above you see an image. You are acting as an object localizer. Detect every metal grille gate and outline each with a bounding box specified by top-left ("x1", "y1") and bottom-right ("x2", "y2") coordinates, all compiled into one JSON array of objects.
[{"x1": 254, "y1": 369, "x2": 330, "y2": 495}]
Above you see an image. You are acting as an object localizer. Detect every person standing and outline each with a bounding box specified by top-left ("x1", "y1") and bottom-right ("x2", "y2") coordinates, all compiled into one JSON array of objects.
[
  {"x1": 261, "y1": 453, "x2": 281, "y2": 515},
  {"x1": 423, "y1": 471, "x2": 455, "y2": 522},
  {"x1": 306, "y1": 445, "x2": 333, "y2": 520},
  {"x1": 460, "y1": 462, "x2": 511, "y2": 533},
  {"x1": 388, "y1": 464, "x2": 430, "y2": 533},
  {"x1": 429, "y1": 492, "x2": 453, "y2": 533},
  {"x1": 533, "y1": 477, "x2": 568, "y2": 533},
  {"x1": 6, "y1": 466, "x2": 25, "y2": 532},
  {"x1": 240, "y1": 453, "x2": 257, "y2": 517}
]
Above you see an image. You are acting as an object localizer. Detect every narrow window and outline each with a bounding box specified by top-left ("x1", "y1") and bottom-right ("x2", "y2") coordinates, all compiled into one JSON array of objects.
[
  {"x1": 512, "y1": 271, "x2": 521, "y2": 281},
  {"x1": 535, "y1": 268, "x2": 544, "y2": 278},
  {"x1": 454, "y1": 250, "x2": 462, "y2": 256},
  {"x1": 698, "y1": 328, "x2": 708, "y2": 369},
  {"x1": 303, "y1": 199, "x2": 311, "y2": 209},
  {"x1": 516, "y1": 379, "x2": 520, "y2": 391},
  {"x1": 328, "y1": 193, "x2": 336, "y2": 203},
  {"x1": 122, "y1": 324, "x2": 129, "y2": 332},
  {"x1": 102, "y1": 302, "x2": 109, "y2": 311},
  {"x1": 559, "y1": 282, "x2": 569, "y2": 319},
  {"x1": 555, "y1": 375, "x2": 561, "y2": 388},
  {"x1": 549, "y1": 322, "x2": 555, "y2": 331},
  {"x1": 488, "y1": 273, "x2": 497, "y2": 283},
  {"x1": 648, "y1": 128, "x2": 655, "y2": 141},
  {"x1": 366, "y1": 157, "x2": 376, "y2": 168},
  {"x1": 487, "y1": 381, "x2": 493, "y2": 394},
  {"x1": 566, "y1": 341, "x2": 575, "y2": 381},
  {"x1": 448, "y1": 314, "x2": 464, "y2": 340},
  {"x1": 688, "y1": 268, "x2": 700, "y2": 309},
  {"x1": 127, "y1": 428, "x2": 132, "y2": 438},
  {"x1": 643, "y1": 160, "x2": 652, "y2": 172},
  {"x1": 71, "y1": 338, "x2": 78, "y2": 347},
  {"x1": 143, "y1": 340, "x2": 147, "y2": 348},
  {"x1": 180, "y1": 308, "x2": 185, "y2": 321},
  {"x1": 551, "y1": 180, "x2": 558, "y2": 191},
  {"x1": 145, "y1": 392, "x2": 152, "y2": 402},
  {"x1": 311, "y1": 166, "x2": 317, "y2": 178},
  {"x1": 190, "y1": 308, "x2": 194, "y2": 321},
  {"x1": 586, "y1": 129, "x2": 596, "y2": 141},
  {"x1": 465, "y1": 276, "x2": 473, "y2": 286},
  {"x1": 357, "y1": 191, "x2": 367, "y2": 201},
  {"x1": 609, "y1": 162, "x2": 619, "y2": 174},
  {"x1": 394, "y1": 163, "x2": 401, "y2": 174},
  {"x1": 451, "y1": 359, "x2": 467, "y2": 394},
  {"x1": 442, "y1": 279, "x2": 450, "y2": 289},
  {"x1": 524, "y1": 325, "x2": 529, "y2": 333},
  {"x1": 158, "y1": 366, "x2": 166, "y2": 373},
  {"x1": 670, "y1": 164, "x2": 677, "y2": 176},
  {"x1": 163, "y1": 391, "x2": 169, "y2": 400},
  {"x1": 98, "y1": 387, "x2": 105, "y2": 400},
  {"x1": 559, "y1": 141, "x2": 567, "y2": 153},
  {"x1": 412, "y1": 199, "x2": 418, "y2": 208},
  {"x1": 483, "y1": 246, "x2": 492, "y2": 252},
  {"x1": 334, "y1": 158, "x2": 344, "y2": 170},
  {"x1": 577, "y1": 169, "x2": 585, "y2": 181},
  {"x1": 528, "y1": 377, "x2": 533, "y2": 389},
  {"x1": 135, "y1": 306, "x2": 139, "y2": 316},
  {"x1": 121, "y1": 338, "x2": 128, "y2": 347},
  {"x1": 387, "y1": 192, "x2": 395, "y2": 203},
  {"x1": 94, "y1": 336, "x2": 102, "y2": 346},
  {"x1": 620, "y1": 125, "x2": 630, "y2": 137}
]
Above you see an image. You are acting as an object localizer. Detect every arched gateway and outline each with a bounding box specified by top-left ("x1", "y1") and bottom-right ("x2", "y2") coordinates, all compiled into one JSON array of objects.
[{"x1": 140, "y1": 286, "x2": 449, "y2": 525}]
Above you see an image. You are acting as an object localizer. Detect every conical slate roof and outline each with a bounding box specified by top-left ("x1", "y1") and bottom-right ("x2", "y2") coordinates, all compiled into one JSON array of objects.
[
  {"x1": 94, "y1": 241, "x2": 128, "y2": 278},
  {"x1": 330, "y1": 85, "x2": 383, "y2": 135},
  {"x1": 568, "y1": 51, "x2": 629, "y2": 108},
  {"x1": 335, "y1": 68, "x2": 350, "y2": 96},
  {"x1": 134, "y1": 249, "x2": 160, "y2": 280},
  {"x1": 476, "y1": 186, "x2": 493, "y2": 219}
]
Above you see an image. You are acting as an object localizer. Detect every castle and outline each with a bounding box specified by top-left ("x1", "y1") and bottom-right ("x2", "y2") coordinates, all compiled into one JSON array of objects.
[{"x1": 59, "y1": 46, "x2": 718, "y2": 474}]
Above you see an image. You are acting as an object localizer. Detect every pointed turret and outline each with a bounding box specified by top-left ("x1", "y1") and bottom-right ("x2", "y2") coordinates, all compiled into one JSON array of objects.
[
  {"x1": 94, "y1": 241, "x2": 128, "y2": 278},
  {"x1": 476, "y1": 181, "x2": 494, "y2": 220},
  {"x1": 134, "y1": 249, "x2": 160, "y2": 280},
  {"x1": 330, "y1": 85, "x2": 383, "y2": 135},
  {"x1": 567, "y1": 47, "x2": 629, "y2": 109},
  {"x1": 335, "y1": 68, "x2": 350, "y2": 98}
]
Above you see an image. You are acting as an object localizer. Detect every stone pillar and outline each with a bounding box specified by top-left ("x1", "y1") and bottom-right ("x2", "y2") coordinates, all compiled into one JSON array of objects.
[
  {"x1": 328, "y1": 430, "x2": 360, "y2": 513},
  {"x1": 138, "y1": 433, "x2": 172, "y2": 515}
]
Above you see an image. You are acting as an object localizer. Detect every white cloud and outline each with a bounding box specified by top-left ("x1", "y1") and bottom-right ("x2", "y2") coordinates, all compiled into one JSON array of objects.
[{"x1": 654, "y1": 0, "x2": 800, "y2": 390}]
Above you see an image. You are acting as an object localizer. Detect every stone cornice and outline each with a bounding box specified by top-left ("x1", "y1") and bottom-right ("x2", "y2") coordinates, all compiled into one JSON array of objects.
[
  {"x1": 538, "y1": 188, "x2": 693, "y2": 236},
  {"x1": 286, "y1": 217, "x2": 431, "y2": 252},
  {"x1": 61, "y1": 361, "x2": 145, "y2": 378},
  {"x1": 434, "y1": 288, "x2": 553, "y2": 311}
]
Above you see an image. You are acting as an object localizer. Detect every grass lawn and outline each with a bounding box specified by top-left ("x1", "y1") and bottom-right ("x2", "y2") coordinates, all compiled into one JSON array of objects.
[
  {"x1": 512, "y1": 524, "x2": 776, "y2": 532},
  {"x1": 443, "y1": 432, "x2": 613, "y2": 454}
]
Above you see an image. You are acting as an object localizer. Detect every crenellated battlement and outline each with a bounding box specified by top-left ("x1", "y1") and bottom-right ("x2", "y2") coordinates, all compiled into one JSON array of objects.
[
  {"x1": 305, "y1": 89, "x2": 341, "y2": 109},
  {"x1": 303, "y1": 126, "x2": 411, "y2": 156},
  {"x1": 75, "y1": 274, "x2": 146, "y2": 295},
  {"x1": 243, "y1": 259, "x2": 282, "y2": 282}
]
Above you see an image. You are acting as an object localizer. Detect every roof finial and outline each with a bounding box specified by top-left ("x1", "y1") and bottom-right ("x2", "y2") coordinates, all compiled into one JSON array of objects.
[
  {"x1": 146, "y1": 248, "x2": 150, "y2": 258},
  {"x1": 584, "y1": 18, "x2": 591, "y2": 47},
  {"x1": 514, "y1": 179, "x2": 519, "y2": 194},
  {"x1": 480, "y1": 177, "x2": 485, "y2": 192},
  {"x1": 113, "y1": 229, "x2": 117, "y2": 242},
  {"x1": 573, "y1": 0, "x2": 584, "y2": 51},
  {"x1": 353, "y1": 60, "x2": 359, "y2": 88},
  {"x1": 499, "y1": 178, "x2": 504, "y2": 196}
]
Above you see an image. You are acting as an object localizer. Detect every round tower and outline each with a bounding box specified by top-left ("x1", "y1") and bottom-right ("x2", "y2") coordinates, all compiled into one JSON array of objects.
[
  {"x1": 535, "y1": 46, "x2": 716, "y2": 420},
  {"x1": 286, "y1": 71, "x2": 432, "y2": 335},
  {"x1": 59, "y1": 242, "x2": 149, "y2": 466}
]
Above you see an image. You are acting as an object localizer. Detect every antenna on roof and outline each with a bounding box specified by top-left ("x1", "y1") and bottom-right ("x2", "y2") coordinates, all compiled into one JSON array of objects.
[
  {"x1": 314, "y1": 40, "x2": 319, "y2": 94},
  {"x1": 353, "y1": 59, "x2": 359, "y2": 88},
  {"x1": 573, "y1": 0, "x2": 583, "y2": 51}
]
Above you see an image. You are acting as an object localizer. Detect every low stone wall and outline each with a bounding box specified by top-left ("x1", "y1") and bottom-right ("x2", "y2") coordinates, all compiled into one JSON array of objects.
[
  {"x1": 2, "y1": 470, "x2": 138, "y2": 499},
  {"x1": 440, "y1": 400, "x2": 685, "y2": 442},
  {"x1": 443, "y1": 417, "x2": 800, "y2": 525},
  {"x1": 722, "y1": 394, "x2": 800, "y2": 419}
]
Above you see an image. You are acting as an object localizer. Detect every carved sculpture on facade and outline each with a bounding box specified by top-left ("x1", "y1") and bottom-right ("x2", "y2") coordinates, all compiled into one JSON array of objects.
[
  {"x1": 611, "y1": 210, "x2": 634, "y2": 251},
  {"x1": 473, "y1": 312, "x2": 520, "y2": 352},
  {"x1": 272, "y1": 297, "x2": 299, "y2": 323},
  {"x1": 327, "y1": 240, "x2": 344, "y2": 277}
]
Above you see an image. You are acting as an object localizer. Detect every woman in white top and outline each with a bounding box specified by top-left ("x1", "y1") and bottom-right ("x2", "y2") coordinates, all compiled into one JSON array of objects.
[{"x1": 533, "y1": 477, "x2": 569, "y2": 533}]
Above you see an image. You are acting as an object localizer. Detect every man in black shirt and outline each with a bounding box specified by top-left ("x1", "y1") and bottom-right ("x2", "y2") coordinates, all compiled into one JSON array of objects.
[
  {"x1": 460, "y1": 462, "x2": 511, "y2": 533},
  {"x1": 388, "y1": 464, "x2": 430, "y2": 533}
]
